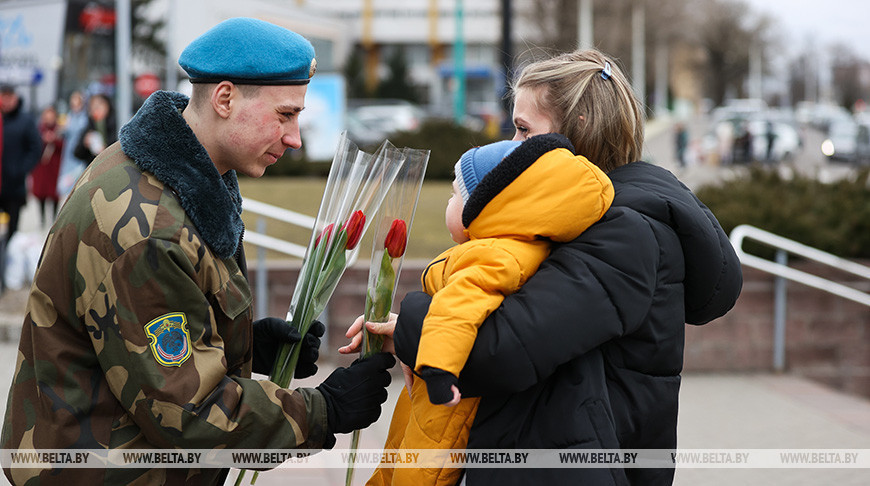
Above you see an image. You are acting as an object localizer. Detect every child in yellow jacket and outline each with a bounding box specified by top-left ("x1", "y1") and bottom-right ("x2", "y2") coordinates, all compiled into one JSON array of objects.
[{"x1": 368, "y1": 133, "x2": 614, "y2": 486}]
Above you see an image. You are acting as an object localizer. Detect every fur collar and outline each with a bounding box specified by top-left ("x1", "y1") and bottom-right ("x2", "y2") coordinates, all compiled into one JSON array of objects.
[{"x1": 118, "y1": 91, "x2": 243, "y2": 259}]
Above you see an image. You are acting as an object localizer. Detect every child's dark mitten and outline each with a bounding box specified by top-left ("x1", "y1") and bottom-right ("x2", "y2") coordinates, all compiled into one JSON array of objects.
[{"x1": 419, "y1": 366, "x2": 459, "y2": 405}]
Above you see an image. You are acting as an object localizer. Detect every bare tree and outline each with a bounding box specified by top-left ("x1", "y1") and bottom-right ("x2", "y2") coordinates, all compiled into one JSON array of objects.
[
  {"x1": 520, "y1": 0, "x2": 779, "y2": 108},
  {"x1": 829, "y1": 43, "x2": 869, "y2": 110},
  {"x1": 131, "y1": 0, "x2": 166, "y2": 66},
  {"x1": 693, "y1": 0, "x2": 750, "y2": 105},
  {"x1": 520, "y1": 0, "x2": 579, "y2": 54},
  {"x1": 688, "y1": 0, "x2": 775, "y2": 106}
]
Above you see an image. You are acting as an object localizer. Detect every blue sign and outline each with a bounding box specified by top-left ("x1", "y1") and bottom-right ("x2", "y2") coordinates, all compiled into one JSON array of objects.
[
  {"x1": 0, "y1": 14, "x2": 33, "y2": 49},
  {"x1": 299, "y1": 73, "x2": 346, "y2": 161}
]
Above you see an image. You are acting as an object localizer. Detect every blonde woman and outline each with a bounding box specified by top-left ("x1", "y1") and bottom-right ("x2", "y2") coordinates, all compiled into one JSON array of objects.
[{"x1": 346, "y1": 49, "x2": 742, "y2": 486}]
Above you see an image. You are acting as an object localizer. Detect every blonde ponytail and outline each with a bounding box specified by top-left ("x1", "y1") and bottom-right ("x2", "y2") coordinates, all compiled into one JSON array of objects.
[{"x1": 512, "y1": 49, "x2": 645, "y2": 172}]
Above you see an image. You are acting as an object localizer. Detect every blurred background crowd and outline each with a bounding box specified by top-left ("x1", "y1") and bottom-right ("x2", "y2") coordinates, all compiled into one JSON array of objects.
[{"x1": 4, "y1": 0, "x2": 870, "y2": 168}]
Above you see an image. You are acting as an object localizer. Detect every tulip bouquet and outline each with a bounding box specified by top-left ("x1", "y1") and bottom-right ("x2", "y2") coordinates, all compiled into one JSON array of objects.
[
  {"x1": 346, "y1": 147, "x2": 429, "y2": 486},
  {"x1": 268, "y1": 135, "x2": 406, "y2": 390},
  {"x1": 240, "y1": 133, "x2": 407, "y2": 486}
]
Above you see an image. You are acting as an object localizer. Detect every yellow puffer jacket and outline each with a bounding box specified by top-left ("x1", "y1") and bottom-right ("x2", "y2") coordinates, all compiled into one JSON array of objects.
[{"x1": 368, "y1": 134, "x2": 614, "y2": 486}]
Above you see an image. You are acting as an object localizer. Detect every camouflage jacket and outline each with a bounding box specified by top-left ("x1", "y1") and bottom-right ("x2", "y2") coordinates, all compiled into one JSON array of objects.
[{"x1": 1, "y1": 91, "x2": 328, "y2": 485}]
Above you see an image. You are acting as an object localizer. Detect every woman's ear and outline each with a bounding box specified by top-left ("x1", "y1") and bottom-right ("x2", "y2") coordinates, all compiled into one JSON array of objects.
[{"x1": 210, "y1": 81, "x2": 235, "y2": 119}]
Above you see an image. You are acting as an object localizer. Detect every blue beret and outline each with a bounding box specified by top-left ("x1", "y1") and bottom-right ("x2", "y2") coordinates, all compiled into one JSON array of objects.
[{"x1": 179, "y1": 17, "x2": 316, "y2": 85}]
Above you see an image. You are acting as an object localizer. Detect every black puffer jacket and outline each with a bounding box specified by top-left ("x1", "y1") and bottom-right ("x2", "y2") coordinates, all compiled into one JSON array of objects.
[
  {"x1": 397, "y1": 161, "x2": 743, "y2": 485},
  {"x1": 0, "y1": 102, "x2": 41, "y2": 203}
]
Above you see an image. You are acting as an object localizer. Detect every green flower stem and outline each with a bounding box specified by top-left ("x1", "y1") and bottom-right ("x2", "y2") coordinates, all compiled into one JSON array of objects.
[
  {"x1": 372, "y1": 251, "x2": 396, "y2": 318},
  {"x1": 244, "y1": 229, "x2": 352, "y2": 485},
  {"x1": 363, "y1": 251, "x2": 395, "y2": 357},
  {"x1": 346, "y1": 252, "x2": 396, "y2": 485},
  {"x1": 346, "y1": 428, "x2": 361, "y2": 486}
]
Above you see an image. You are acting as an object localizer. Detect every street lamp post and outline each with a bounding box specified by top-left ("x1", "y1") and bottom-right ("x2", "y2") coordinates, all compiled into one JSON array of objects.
[
  {"x1": 166, "y1": 0, "x2": 177, "y2": 91},
  {"x1": 500, "y1": 0, "x2": 513, "y2": 134},
  {"x1": 654, "y1": 41, "x2": 668, "y2": 118},
  {"x1": 631, "y1": 0, "x2": 645, "y2": 109},
  {"x1": 453, "y1": 0, "x2": 466, "y2": 124},
  {"x1": 749, "y1": 40, "x2": 763, "y2": 101},
  {"x1": 578, "y1": 0, "x2": 593, "y2": 50},
  {"x1": 115, "y1": 0, "x2": 132, "y2": 126}
]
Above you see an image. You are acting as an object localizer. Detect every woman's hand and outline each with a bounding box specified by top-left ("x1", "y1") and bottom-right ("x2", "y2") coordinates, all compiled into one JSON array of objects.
[
  {"x1": 339, "y1": 313, "x2": 397, "y2": 355},
  {"x1": 401, "y1": 362, "x2": 415, "y2": 398}
]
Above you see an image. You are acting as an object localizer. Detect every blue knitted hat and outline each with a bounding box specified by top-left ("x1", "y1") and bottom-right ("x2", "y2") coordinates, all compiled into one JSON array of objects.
[
  {"x1": 455, "y1": 140, "x2": 522, "y2": 204},
  {"x1": 179, "y1": 17, "x2": 316, "y2": 85},
  {"x1": 460, "y1": 133, "x2": 576, "y2": 228}
]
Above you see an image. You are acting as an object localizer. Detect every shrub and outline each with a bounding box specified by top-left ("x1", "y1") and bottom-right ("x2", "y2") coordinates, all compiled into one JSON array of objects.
[
  {"x1": 264, "y1": 149, "x2": 332, "y2": 177},
  {"x1": 388, "y1": 119, "x2": 499, "y2": 180},
  {"x1": 696, "y1": 166, "x2": 870, "y2": 259},
  {"x1": 263, "y1": 119, "x2": 497, "y2": 179}
]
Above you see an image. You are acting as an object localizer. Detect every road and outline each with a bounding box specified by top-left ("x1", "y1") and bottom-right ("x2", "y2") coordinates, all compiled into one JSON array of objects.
[{"x1": 643, "y1": 113, "x2": 861, "y2": 192}]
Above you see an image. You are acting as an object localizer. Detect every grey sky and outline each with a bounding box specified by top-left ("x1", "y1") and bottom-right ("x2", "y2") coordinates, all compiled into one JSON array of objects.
[{"x1": 743, "y1": 0, "x2": 870, "y2": 59}]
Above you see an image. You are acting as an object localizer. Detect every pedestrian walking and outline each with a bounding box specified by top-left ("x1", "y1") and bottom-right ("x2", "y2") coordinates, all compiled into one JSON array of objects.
[
  {"x1": 675, "y1": 122, "x2": 688, "y2": 167},
  {"x1": 73, "y1": 93, "x2": 116, "y2": 164},
  {"x1": 0, "y1": 85, "x2": 42, "y2": 243},
  {"x1": 765, "y1": 120, "x2": 777, "y2": 162},
  {"x1": 56, "y1": 90, "x2": 89, "y2": 202},
  {"x1": 31, "y1": 105, "x2": 63, "y2": 225}
]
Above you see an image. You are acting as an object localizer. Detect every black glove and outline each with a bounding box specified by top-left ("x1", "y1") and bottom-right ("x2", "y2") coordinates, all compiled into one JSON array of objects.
[
  {"x1": 252, "y1": 318, "x2": 324, "y2": 378},
  {"x1": 316, "y1": 353, "x2": 395, "y2": 437},
  {"x1": 394, "y1": 291, "x2": 430, "y2": 368},
  {"x1": 419, "y1": 366, "x2": 459, "y2": 405}
]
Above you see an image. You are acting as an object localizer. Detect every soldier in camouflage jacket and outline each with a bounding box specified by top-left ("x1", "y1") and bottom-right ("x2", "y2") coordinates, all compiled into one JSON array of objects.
[{"x1": 2, "y1": 18, "x2": 394, "y2": 486}]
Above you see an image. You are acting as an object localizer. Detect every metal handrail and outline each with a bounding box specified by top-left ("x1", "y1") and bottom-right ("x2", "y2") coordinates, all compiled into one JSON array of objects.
[
  {"x1": 243, "y1": 199, "x2": 318, "y2": 233},
  {"x1": 729, "y1": 224, "x2": 870, "y2": 371},
  {"x1": 730, "y1": 225, "x2": 870, "y2": 306},
  {"x1": 241, "y1": 199, "x2": 316, "y2": 319},
  {"x1": 240, "y1": 198, "x2": 358, "y2": 326},
  {"x1": 242, "y1": 198, "x2": 318, "y2": 259}
]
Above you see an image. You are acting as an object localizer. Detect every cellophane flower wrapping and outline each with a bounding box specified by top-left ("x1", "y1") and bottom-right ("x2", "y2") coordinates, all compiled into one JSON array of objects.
[
  {"x1": 361, "y1": 147, "x2": 429, "y2": 357},
  {"x1": 346, "y1": 147, "x2": 429, "y2": 485},
  {"x1": 269, "y1": 133, "x2": 406, "y2": 389},
  {"x1": 240, "y1": 134, "x2": 406, "y2": 485}
]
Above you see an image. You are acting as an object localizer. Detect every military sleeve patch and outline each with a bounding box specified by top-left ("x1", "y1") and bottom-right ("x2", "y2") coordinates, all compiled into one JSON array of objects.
[{"x1": 144, "y1": 313, "x2": 192, "y2": 367}]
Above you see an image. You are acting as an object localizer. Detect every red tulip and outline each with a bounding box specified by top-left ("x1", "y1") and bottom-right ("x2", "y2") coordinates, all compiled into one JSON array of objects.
[
  {"x1": 342, "y1": 210, "x2": 366, "y2": 250},
  {"x1": 315, "y1": 223, "x2": 334, "y2": 248},
  {"x1": 384, "y1": 219, "x2": 408, "y2": 258}
]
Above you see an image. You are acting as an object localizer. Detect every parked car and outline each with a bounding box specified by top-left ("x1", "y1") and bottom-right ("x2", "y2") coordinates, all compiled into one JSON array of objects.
[
  {"x1": 821, "y1": 119, "x2": 859, "y2": 162},
  {"x1": 746, "y1": 118, "x2": 802, "y2": 162},
  {"x1": 856, "y1": 123, "x2": 870, "y2": 164},
  {"x1": 345, "y1": 99, "x2": 426, "y2": 146},
  {"x1": 702, "y1": 110, "x2": 803, "y2": 165},
  {"x1": 806, "y1": 103, "x2": 853, "y2": 131},
  {"x1": 711, "y1": 98, "x2": 767, "y2": 124},
  {"x1": 822, "y1": 119, "x2": 870, "y2": 164}
]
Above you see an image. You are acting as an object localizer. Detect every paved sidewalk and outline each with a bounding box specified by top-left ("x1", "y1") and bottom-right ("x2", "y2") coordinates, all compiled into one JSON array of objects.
[
  {"x1": 1, "y1": 352, "x2": 868, "y2": 486},
  {"x1": 217, "y1": 371, "x2": 870, "y2": 486},
  {"x1": 674, "y1": 374, "x2": 870, "y2": 485}
]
